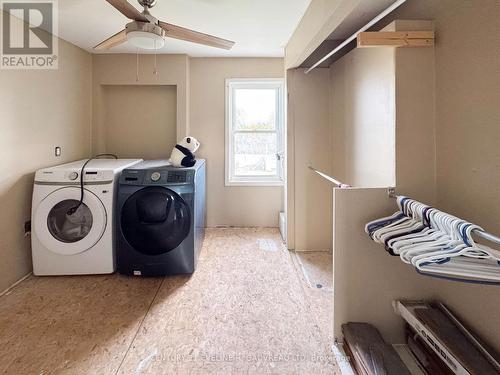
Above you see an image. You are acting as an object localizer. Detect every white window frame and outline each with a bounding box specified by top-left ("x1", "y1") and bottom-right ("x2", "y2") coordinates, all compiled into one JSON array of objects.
[{"x1": 225, "y1": 78, "x2": 285, "y2": 187}]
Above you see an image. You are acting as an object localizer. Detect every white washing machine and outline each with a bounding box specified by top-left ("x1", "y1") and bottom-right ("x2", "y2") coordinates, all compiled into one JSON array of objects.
[{"x1": 31, "y1": 158, "x2": 142, "y2": 275}]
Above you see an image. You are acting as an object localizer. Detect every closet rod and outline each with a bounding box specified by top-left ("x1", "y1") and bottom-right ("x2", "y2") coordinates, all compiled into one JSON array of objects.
[
  {"x1": 305, "y1": 0, "x2": 407, "y2": 74},
  {"x1": 388, "y1": 193, "x2": 500, "y2": 245},
  {"x1": 308, "y1": 166, "x2": 349, "y2": 187},
  {"x1": 474, "y1": 231, "x2": 500, "y2": 245}
]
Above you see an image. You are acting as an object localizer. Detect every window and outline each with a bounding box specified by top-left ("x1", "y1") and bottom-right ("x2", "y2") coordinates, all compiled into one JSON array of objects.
[{"x1": 225, "y1": 79, "x2": 285, "y2": 186}]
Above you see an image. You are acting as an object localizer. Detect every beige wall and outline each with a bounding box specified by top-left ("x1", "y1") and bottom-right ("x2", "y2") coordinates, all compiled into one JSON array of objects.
[
  {"x1": 287, "y1": 68, "x2": 332, "y2": 251},
  {"x1": 1, "y1": 46, "x2": 286, "y2": 290},
  {"x1": 326, "y1": 2, "x2": 500, "y2": 349},
  {"x1": 328, "y1": 20, "x2": 437, "y2": 344},
  {"x1": 94, "y1": 55, "x2": 284, "y2": 227},
  {"x1": 330, "y1": 47, "x2": 396, "y2": 187},
  {"x1": 101, "y1": 85, "x2": 177, "y2": 159},
  {"x1": 190, "y1": 58, "x2": 284, "y2": 227},
  {"x1": 92, "y1": 54, "x2": 190, "y2": 154},
  {"x1": 384, "y1": 0, "x2": 500, "y2": 349},
  {"x1": 388, "y1": 20, "x2": 437, "y2": 204},
  {"x1": 288, "y1": 0, "x2": 500, "y2": 348},
  {"x1": 333, "y1": 188, "x2": 440, "y2": 343},
  {"x1": 329, "y1": 19, "x2": 435, "y2": 196},
  {"x1": 287, "y1": 46, "x2": 397, "y2": 251},
  {"x1": 0, "y1": 34, "x2": 92, "y2": 291}
]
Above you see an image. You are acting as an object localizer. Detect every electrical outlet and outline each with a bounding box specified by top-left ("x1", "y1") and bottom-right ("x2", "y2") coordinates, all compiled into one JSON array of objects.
[
  {"x1": 55, "y1": 146, "x2": 61, "y2": 157},
  {"x1": 24, "y1": 220, "x2": 31, "y2": 236}
]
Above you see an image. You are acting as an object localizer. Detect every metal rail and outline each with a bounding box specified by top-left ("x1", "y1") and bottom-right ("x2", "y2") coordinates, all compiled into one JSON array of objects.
[
  {"x1": 308, "y1": 166, "x2": 350, "y2": 188},
  {"x1": 305, "y1": 0, "x2": 407, "y2": 74}
]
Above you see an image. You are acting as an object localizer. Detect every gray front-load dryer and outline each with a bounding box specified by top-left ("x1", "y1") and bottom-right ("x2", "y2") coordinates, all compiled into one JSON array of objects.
[{"x1": 115, "y1": 159, "x2": 206, "y2": 276}]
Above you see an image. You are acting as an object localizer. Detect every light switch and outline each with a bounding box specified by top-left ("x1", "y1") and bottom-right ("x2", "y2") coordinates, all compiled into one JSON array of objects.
[{"x1": 55, "y1": 146, "x2": 61, "y2": 157}]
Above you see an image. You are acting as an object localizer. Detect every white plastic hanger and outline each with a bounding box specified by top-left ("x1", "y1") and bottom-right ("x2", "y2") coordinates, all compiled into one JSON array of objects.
[{"x1": 366, "y1": 197, "x2": 500, "y2": 283}]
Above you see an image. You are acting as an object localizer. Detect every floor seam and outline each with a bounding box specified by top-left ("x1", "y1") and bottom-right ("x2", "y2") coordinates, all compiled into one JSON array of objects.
[
  {"x1": 114, "y1": 277, "x2": 165, "y2": 375},
  {"x1": 288, "y1": 250, "x2": 337, "y2": 369},
  {"x1": 288, "y1": 250, "x2": 313, "y2": 298}
]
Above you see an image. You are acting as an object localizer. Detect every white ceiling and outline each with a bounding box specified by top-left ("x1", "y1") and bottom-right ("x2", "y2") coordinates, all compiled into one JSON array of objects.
[{"x1": 57, "y1": 0, "x2": 311, "y2": 56}]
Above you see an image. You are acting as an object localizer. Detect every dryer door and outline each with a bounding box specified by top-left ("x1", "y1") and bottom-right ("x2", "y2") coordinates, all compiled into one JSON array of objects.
[
  {"x1": 34, "y1": 187, "x2": 107, "y2": 255},
  {"x1": 121, "y1": 186, "x2": 191, "y2": 255}
]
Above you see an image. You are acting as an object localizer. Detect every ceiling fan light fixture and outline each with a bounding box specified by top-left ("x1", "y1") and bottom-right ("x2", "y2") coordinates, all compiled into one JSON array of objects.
[
  {"x1": 125, "y1": 21, "x2": 165, "y2": 50},
  {"x1": 127, "y1": 30, "x2": 165, "y2": 50}
]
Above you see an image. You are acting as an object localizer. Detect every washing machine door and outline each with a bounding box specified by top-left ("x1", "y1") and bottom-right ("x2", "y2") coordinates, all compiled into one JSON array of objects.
[
  {"x1": 34, "y1": 187, "x2": 107, "y2": 255},
  {"x1": 121, "y1": 186, "x2": 191, "y2": 255}
]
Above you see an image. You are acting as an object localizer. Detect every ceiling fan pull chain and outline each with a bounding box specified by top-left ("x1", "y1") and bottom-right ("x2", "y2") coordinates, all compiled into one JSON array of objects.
[
  {"x1": 153, "y1": 40, "x2": 158, "y2": 75},
  {"x1": 136, "y1": 49, "x2": 139, "y2": 82}
]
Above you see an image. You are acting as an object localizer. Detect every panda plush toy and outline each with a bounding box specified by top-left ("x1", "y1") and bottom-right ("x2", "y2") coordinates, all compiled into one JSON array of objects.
[{"x1": 169, "y1": 136, "x2": 200, "y2": 168}]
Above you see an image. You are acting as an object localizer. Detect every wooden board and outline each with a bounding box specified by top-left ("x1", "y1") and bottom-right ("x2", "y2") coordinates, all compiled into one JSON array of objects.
[
  {"x1": 94, "y1": 29, "x2": 127, "y2": 50},
  {"x1": 342, "y1": 322, "x2": 412, "y2": 375},
  {"x1": 357, "y1": 31, "x2": 435, "y2": 48},
  {"x1": 343, "y1": 337, "x2": 372, "y2": 375},
  {"x1": 159, "y1": 21, "x2": 235, "y2": 50},
  {"x1": 113, "y1": 228, "x2": 336, "y2": 374},
  {"x1": 0, "y1": 229, "x2": 336, "y2": 374},
  {"x1": 290, "y1": 250, "x2": 334, "y2": 347},
  {"x1": 0, "y1": 274, "x2": 162, "y2": 375}
]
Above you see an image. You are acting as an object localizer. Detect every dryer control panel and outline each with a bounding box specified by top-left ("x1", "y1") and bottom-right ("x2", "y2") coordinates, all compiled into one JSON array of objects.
[{"x1": 120, "y1": 168, "x2": 194, "y2": 186}]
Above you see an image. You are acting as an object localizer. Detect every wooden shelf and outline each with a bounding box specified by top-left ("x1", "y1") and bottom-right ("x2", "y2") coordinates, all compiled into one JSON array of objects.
[{"x1": 357, "y1": 31, "x2": 434, "y2": 48}]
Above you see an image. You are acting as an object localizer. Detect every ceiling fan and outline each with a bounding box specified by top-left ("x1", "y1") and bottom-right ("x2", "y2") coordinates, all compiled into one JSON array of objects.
[{"x1": 94, "y1": 0, "x2": 235, "y2": 51}]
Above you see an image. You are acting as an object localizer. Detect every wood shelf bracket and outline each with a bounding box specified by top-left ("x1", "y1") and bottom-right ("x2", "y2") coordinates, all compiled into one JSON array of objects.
[{"x1": 357, "y1": 31, "x2": 435, "y2": 48}]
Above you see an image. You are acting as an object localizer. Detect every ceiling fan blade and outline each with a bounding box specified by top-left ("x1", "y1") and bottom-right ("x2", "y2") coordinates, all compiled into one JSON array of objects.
[
  {"x1": 105, "y1": 0, "x2": 149, "y2": 22},
  {"x1": 94, "y1": 29, "x2": 127, "y2": 50},
  {"x1": 159, "y1": 21, "x2": 235, "y2": 50}
]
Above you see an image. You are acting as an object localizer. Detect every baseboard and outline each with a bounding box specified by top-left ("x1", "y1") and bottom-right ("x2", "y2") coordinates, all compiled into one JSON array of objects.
[{"x1": 331, "y1": 342, "x2": 355, "y2": 375}]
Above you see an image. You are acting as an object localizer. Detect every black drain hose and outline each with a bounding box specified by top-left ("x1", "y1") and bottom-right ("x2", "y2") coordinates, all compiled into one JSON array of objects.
[{"x1": 67, "y1": 154, "x2": 118, "y2": 216}]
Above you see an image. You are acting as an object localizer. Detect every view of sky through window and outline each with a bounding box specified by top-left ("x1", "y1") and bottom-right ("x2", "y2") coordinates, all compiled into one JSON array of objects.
[{"x1": 233, "y1": 88, "x2": 278, "y2": 176}]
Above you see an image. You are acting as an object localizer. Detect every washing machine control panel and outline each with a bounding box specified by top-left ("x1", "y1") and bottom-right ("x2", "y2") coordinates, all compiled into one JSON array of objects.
[
  {"x1": 66, "y1": 170, "x2": 109, "y2": 182},
  {"x1": 68, "y1": 171, "x2": 79, "y2": 181}
]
